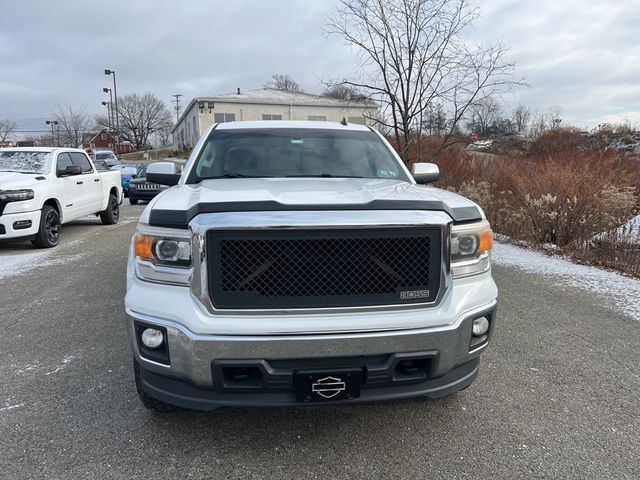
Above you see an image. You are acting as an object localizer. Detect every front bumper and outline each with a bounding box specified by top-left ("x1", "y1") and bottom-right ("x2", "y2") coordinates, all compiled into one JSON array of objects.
[
  {"x1": 0, "y1": 210, "x2": 41, "y2": 239},
  {"x1": 126, "y1": 302, "x2": 497, "y2": 409},
  {"x1": 129, "y1": 189, "x2": 160, "y2": 201}
]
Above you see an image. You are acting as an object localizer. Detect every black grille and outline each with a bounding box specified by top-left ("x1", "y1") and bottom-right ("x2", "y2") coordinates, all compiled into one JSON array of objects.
[{"x1": 207, "y1": 228, "x2": 441, "y2": 309}]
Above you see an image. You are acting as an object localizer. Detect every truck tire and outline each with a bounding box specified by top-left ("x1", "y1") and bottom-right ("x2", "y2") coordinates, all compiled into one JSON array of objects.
[
  {"x1": 99, "y1": 193, "x2": 119, "y2": 225},
  {"x1": 32, "y1": 205, "x2": 61, "y2": 248},
  {"x1": 129, "y1": 197, "x2": 138, "y2": 205},
  {"x1": 134, "y1": 360, "x2": 177, "y2": 412}
]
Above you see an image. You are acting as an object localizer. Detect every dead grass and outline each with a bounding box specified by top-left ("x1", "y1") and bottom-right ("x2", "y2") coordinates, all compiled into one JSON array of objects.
[{"x1": 405, "y1": 132, "x2": 640, "y2": 277}]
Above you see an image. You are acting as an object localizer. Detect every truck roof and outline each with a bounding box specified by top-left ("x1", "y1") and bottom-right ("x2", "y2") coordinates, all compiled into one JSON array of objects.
[
  {"x1": 0, "y1": 147, "x2": 87, "y2": 153},
  {"x1": 215, "y1": 120, "x2": 372, "y2": 132}
]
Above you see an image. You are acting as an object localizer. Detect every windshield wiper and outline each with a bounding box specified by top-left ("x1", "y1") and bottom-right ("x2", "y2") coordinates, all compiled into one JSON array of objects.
[
  {"x1": 286, "y1": 174, "x2": 365, "y2": 178},
  {"x1": 0, "y1": 170, "x2": 39, "y2": 174},
  {"x1": 196, "y1": 173, "x2": 274, "y2": 182}
]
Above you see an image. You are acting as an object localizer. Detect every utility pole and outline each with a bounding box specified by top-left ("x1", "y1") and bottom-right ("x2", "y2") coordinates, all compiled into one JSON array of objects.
[{"x1": 172, "y1": 94, "x2": 183, "y2": 123}]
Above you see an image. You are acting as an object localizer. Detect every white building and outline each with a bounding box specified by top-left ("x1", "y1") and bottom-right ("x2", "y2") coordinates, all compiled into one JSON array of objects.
[{"x1": 171, "y1": 88, "x2": 378, "y2": 149}]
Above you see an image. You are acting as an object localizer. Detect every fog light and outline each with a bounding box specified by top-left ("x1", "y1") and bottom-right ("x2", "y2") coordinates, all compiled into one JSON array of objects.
[
  {"x1": 472, "y1": 317, "x2": 490, "y2": 336},
  {"x1": 141, "y1": 328, "x2": 164, "y2": 348},
  {"x1": 13, "y1": 220, "x2": 32, "y2": 230}
]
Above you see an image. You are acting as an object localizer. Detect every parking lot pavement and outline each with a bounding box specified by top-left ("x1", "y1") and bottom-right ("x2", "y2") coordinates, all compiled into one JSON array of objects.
[{"x1": 1, "y1": 206, "x2": 639, "y2": 479}]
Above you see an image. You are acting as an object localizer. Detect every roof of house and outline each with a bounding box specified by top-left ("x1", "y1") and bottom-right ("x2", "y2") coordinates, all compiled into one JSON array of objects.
[
  {"x1": 172, "y1": 88, "x2": 377, "y2": 133},
  {"x1": 214, "y1": 120, "x2": 371, "y2": 132},
  {"x1": 199, "y1": 88, "x2": 376, "y2": 108},
  {"x1": 81, "y1": 129, "x2": 115, "y2": 144}
]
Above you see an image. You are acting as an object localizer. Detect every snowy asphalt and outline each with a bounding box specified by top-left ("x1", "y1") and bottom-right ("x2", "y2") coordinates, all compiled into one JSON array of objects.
[{"x1": 1, "y1": 205, "x2": 639, "y2": 479}]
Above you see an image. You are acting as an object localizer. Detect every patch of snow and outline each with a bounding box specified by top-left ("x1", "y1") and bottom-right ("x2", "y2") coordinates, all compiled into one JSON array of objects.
[
  {"x1": 466, "y1": 139, "x2": 494, "y2": 150},
  {"x1": 493, "y1": 241, "x2": 640, "y2": 322},
  {"x1": 592, "y1": 214, "x2": 640, "y2": 245},
  {"x1": 0, "y1": 403, "x2": 24, "y2": 413},
  {"x1": 0, "y1": 252, "x2": 87, "y2": 279},
  {"x1": 11, "y1": 355, "x2": 76, "y2": 377},
  {"x1": 44, "y1": 355, "x2": 75, "y2": 376}
]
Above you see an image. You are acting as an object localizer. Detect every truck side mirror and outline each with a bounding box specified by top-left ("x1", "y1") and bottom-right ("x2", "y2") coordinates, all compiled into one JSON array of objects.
[
  {"x1": 60, "y1": 165, "x2": 82, "y2": 177},
  {"x1": 411, "y1": 162, "x2": 440, "y2": 184},
  {"x1": 147, "y1": 161, "x2": 180, "y2": 186}
]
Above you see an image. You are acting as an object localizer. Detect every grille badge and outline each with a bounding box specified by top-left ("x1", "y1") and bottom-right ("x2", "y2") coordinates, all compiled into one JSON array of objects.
[{"x1": 400, "y1": 289, "x2": 430, "y2": 300}]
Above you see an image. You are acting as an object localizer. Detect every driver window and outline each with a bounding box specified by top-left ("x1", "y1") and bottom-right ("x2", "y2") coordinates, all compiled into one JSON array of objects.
[{"x1": 56, "y1": 153, "x2": 74, "y2": 174}]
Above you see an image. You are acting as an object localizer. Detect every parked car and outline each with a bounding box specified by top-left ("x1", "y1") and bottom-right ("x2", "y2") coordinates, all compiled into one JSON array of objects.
[
  {"x1": 128, "y1": 161, "x2": 183, "y2": 205},
  {"x1": 93, "y1": 150, "x2": 120, "y2": 168},
  {"x1": 126, "y1": 121, "x2": 497, "y2": 411},
  {"x1": 0, "y1": 147, "x2": 123, "y2": 248},
  {"x1": 111, "y1": 163, "x2": 139, "y2": 197}
]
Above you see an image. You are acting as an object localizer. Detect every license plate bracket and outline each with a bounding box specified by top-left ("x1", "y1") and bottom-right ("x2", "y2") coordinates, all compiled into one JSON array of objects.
[{"x1": 295, "y1": 368, "x2": 362, "y2": 402}]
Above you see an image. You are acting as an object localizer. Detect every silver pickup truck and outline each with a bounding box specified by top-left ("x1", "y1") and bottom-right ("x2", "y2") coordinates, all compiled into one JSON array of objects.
[{"x1": 125, "y1": 121, "x2": 497, "y2": 411}]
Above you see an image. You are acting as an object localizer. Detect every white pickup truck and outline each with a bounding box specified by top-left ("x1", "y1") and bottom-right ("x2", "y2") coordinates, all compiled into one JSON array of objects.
[
  {"x1": 0, "y1": 147, "x2": 123, "y2": 248},
  {"x1": 126, "y1": 121, "x2": 497, "y2": 411}
]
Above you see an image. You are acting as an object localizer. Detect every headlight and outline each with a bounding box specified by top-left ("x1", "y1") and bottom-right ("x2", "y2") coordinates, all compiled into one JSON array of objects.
[
  {"x1": 451, "y1": 220, "x2": 493, "y2": 278},
  {"x1": 133, "y1": 229, "x2": 192, "y2": 285},
  {"x1": 0, "y1": 189, "x2": 35, "y2": 202}
]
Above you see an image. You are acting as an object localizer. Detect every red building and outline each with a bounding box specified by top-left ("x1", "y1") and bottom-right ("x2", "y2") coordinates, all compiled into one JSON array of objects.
[{"x1": 81, "y1": 130, "x2": 133, "y2": 154}]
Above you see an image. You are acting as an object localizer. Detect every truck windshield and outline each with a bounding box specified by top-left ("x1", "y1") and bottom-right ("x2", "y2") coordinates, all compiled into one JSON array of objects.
[
  {"x1": 0, "y1": 151, "x2": 50, "y2": 174},
  {"x1": 190, "y1": 128, "x2": 409, "y2": 183}
]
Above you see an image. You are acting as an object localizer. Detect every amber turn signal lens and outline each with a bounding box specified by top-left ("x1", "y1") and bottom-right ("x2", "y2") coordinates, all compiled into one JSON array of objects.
[
  {"x1": 478, "y1": 229, "x2": 493, "y2": 253},
  {"x1": 134, "y1": 234, "x2": 154, "y2": 260}
]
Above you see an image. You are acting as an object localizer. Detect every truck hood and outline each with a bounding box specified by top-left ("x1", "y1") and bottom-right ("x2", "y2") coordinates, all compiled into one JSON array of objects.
[
  {"x1": 0, "y1": 172, "x2": 45, "y2": 190},
  {"x1": 143, "y1": 178, "x2": 484, "y2": 228}
]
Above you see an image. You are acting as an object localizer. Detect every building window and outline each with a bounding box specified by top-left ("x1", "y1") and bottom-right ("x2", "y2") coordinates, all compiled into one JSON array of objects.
[
  {"x1": 348, "y1": 116, "x2": 366, "y2": 125},
  {"x1": 214, "y1": 113, "x2": 236, "y2": 123},
  {"x1": 262, "y1": 114, "x2": 282, "y2": 121},
  {"x1": 308, "y1": 115, "x2": 327, "y2": 121},
  {"x1": 101, "y1": 133, "x2": 107, "y2": 140}
]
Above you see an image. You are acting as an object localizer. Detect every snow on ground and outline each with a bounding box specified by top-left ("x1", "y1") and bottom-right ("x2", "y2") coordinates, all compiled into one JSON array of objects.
[
  {"x1": 592, "y1": 214, "x2": 640, "y2": 245},
  {"x1": 0, "y1": 251, "x2": 87, "y2": 279},
  {"x1": 493, "y1": 241, "x2": 640, "y2": 322}
]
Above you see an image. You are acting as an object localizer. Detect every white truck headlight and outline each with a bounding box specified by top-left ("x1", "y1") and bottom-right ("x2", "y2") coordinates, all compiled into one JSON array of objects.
[
  {"x1": 0, "y1": 189, "x2": 35, "y2": 202},
  {"x1": 451, "y1": 220, "x2": 493, "y2": 278},
  {"x1": 133, "y1": 229, "x2": 192, "y2": 285}
]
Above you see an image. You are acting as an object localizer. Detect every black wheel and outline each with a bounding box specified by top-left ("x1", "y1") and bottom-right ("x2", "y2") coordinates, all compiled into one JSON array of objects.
[
  {"x1": 134, "y1": 360, "x2": 177, "y2": 412},
  {"x1": 32, "y1": 205, "x2": 61, "y2": 248},
  {"x1": 129, "y1": 197, "x2": 138, "y2": 205},
  {"x1": 99, "y1": 193, "x2": 119, "y2": 225}
]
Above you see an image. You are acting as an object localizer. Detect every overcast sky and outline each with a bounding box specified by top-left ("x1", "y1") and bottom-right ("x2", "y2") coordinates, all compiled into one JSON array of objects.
[{"x1": 1, "y1": 0, "x2": 638, "y2": 136}]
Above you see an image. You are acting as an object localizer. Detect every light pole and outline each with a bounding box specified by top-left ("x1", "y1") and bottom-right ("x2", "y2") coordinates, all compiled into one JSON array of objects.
[
  {"x1": 104, "y1": 69, "x2": 119, "y2": 152},
  {"x1": 45, "y1": 120, "x2": 58, "y2": 147},
  {"x1": 102, "y1": 87, "x2": 114, "y2": 132},
  {"x1": 101, "y1": 101, "x2": 112, "y2": 131}
]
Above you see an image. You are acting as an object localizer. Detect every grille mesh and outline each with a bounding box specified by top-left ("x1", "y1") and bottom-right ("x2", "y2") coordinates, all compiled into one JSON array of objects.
[{"x1": 209, "y1": 228, "x2": 440, "y2": 309}]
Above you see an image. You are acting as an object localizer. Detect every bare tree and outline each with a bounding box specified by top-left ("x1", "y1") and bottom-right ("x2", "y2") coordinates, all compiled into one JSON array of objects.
[
  {"x1": 0, "y1": 119, "x2": 17, "y2": 142},
  {"x1": 529, "y1": 111, "x2": 548, "y2": 138},
  {"x1": 93, "y1": 114, "x2": 109, "y2": 132},
  {"x1": 512, "y1": 104, "x2": 531, "y2": 133},
  {"x1": 322, "y1": 84, "x2": 368, "y2": 102},
  {"x1": 549, "y1": 105, "x2": 562, "y2": 129},
  {"x1": 116, "y1": 93, "x2": 172, "y2": 150},
  {"x1": 154, "y1": 116, "x2": 174, "y2": 147},
  {"x1": 467, "y1": 96, "x2": 503, "y2": 135},
  {"x1": 423, "y1": 103, "x2": 448, "y2": 136},
  {"x1": 327, "y1": 0, "x2": 522, "y2": 162},
  {"x1": 54, "y1": 105, "x2": 92, "y2": 147},
  {"x1": 264, "y1": 74, "x2": 302, "y2": 92}
]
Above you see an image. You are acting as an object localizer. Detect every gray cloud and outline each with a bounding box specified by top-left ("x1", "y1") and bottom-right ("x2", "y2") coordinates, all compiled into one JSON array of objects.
[{"x1": 1, "y1": 0, "x2": 638, "y2": 135}]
